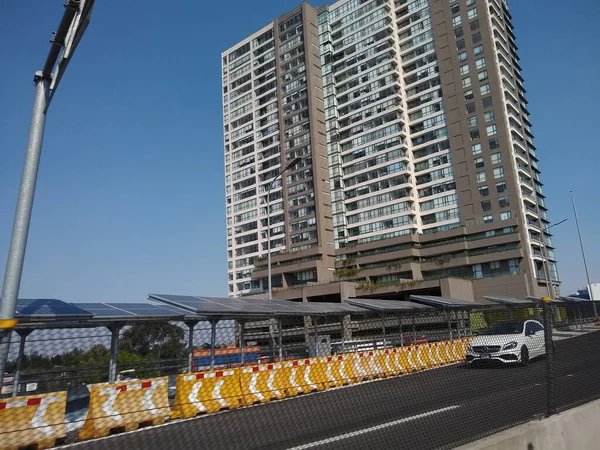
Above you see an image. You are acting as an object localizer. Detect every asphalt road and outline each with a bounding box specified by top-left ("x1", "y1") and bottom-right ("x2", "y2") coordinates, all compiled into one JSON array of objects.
[{"x1": 65, "y1": 330, "x2": 600, "y2": 450}]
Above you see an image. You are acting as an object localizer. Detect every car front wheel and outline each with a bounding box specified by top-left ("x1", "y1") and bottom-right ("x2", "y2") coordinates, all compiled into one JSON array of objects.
[{"x1": 520, "y1": 345, "x2": 529, "y2": 366}]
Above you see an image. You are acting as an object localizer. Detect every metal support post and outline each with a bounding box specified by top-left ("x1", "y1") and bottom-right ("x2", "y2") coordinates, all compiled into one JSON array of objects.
[
  {"x1": 313, "y1": 317, "x2": 319, "y2": 357},
  {"x1": 278, "y1": 318, "x2": 284, "y2": 362},
  {"x1": 411, "y1": 312, "x2": 417, "y2": 343},
  {"x1": 446, "y1": 311, "x2": 453, "y2": 340},
  {"x1": 398, "y1": 315, "x2": 404, "y2": 347},
  {"x1": 209, "y1": 319, "x2": 218, "y2": 371},
  {"x1": 0, "y1": 76, "x2": 50, "y2": 385},
  {"x1": 381, "y1": 315, "x2": 387, "y2": 348},
  {"x1": 108, "y1": 325, "x2": 121, "y2": 384},
  {"x1": 185, "y1": 321, "x2": 198, "y2": 373},
  {"x1": 571, "y1": 191, "x2": 597, "y2": 317},
  {"x1": 12, "y1": 330, "x2": 32, "y2": 397},
  {"x1": 239, "y1": 320, "x2": 246, "y2": 366},
  {"x1": 340, "y1": 317, "x2": 346, "y2": 354},
  {"x1": 542, "y1": 299, "x2": 556, "y2": 416}
]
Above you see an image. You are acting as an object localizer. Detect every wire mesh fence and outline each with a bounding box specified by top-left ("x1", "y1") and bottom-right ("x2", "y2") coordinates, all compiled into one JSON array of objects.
[{"x1": 1, "y1": 301, "x2": 599, "y2": 449}]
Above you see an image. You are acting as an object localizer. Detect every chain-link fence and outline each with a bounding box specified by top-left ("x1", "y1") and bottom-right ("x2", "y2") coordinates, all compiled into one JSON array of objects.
[{"x1": 1, "y1": 300, "x2": 599, "y2": 450}]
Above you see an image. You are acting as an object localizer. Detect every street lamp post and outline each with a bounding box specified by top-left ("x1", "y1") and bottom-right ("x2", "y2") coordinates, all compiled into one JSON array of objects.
[
  {"x1": 540, "y1": 218, "x2": 567, "y2": 300},
  {"x1": 570, "y1": 191, "x2": 597, "y2": 317},
  {"x1": 266, "y1": 157, "x2": 301, "y2": 300},
  {"x1": 0, "y1": 0, "x2": 95, "y2": 388}
]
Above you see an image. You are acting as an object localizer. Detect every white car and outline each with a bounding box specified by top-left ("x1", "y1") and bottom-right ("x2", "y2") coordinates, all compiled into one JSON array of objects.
[{"x1": 465, "y1": 320, "x2": 549, "y2": 366}]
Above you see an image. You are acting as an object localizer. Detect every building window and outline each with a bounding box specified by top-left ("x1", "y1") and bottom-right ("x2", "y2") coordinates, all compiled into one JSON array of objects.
[
  {"x1": 484, "y1": 110, "x2": 495, "y2": 122},
  {"x1": 466, "y1": 102, "x2": 476, "y2": 114},
  {"x1": 453, "y1": 16, "x2": 462, "y2": 27},
  {"x1": 455, "y1": 27, "x2": 464, "y2": 38},
  {"x1": 481, "y1": 200, "x2": 492, "y2": 211},
  {"x1": 486, "y1": 124, "x2": 497, "y2": 136},
  {"x1": 489, "y1": 137, "x2": 499, "y2": 149},
  {"x1": 473, "y1": 264, "x2": 483, "y2": 279},
  {"x1": 470, "y1": 129, "x2": 480, "y2": 140},
  {"x1": 462, "y1": 77, "x2": 472, "y2": 88},
  {"x1": 496, "y1": 181, "x2": 507, "y2": 193},
  {"x1": 474, "y1": 45, "x2": 484, "y2": 55},
  {"x1": 498, "y1": 196, "x2": 510, "y2": 208},
  {"x1": 477, "y1": 171, "x2": 487, "y2": 183},
  {"x1": 479, "y1": 185, "x2": 489, "y2": 196},
  {"x1": 483, "y1": 215, "x2": 493, "y2": 224},
  {"x1": 476, "y1": 57, "x2": 486, "y2": 69},
  {"x1": 472, "y1": 143, "x2": 482, "y2": 154},
  {"x1": 457, "y1": 39, "x2": 466, "y2": 50},
  {"x1": 501, "y1": 211, "x2": 512, "y2": 221},
  {"x1": 480, "y1": 84, "x2": 491, "y2": 95},
  {"x1": 483, "y1": 96, "x2": 493, "y2": 108},
  {"x1": 460, "y1": 64, "x2": 470, "y2": 75},
  {"x1": 491, "y1": 152, "x2": 502, "y2": 164},
  {"x1": 468, "y1": 116, "x2": 478, "y2": 128},
  {"x1": 472, "y1": 32, "x2": 481, "y2": 43},
  {"x1": 464, "y1": 89, "x2": 474, "y2": 101},
  {"x1": 467, "y1": 8, "x2": 478, "y2": 19},
  {"x1": 470, "y1": 19, "x2": 480, "y2": 31},
  {"x1": 451, "y1": 4, "x2": 460, "y2": 14},
  {"x1": 508, "y1": 258, "x2": 519, "y2": 274},
  {"x1": 478, "y1": 70, "x2": 489, "y2": 81},
  {"x1": 490, "y1": 261, "x2": 501, "y2": 273},
  {"x1": 466, "y1": 0, "x2": 475, "y2": 5},
  {"x1": 474, "y1": 157, "x2": 484, "y2": 168},
  {"x1": 458, "y1": 51, "x2": 468, "y2": 61},
  {"x1": 493, "y1": 167, "x2": 504, "y2": 179}
]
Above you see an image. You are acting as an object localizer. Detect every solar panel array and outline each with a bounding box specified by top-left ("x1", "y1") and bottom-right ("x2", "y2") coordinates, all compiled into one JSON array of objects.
[
  {"x1": 484, "y1": 295, "x2": 536, "y2": 306},
  {"x1": 10, "y1": 294, "x2": 521, "y2": 328}
]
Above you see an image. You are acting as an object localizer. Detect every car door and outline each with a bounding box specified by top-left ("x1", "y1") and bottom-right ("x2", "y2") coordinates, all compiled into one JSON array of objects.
[{"x1": 525, "y1": 321, "x2": 545, "y2": 357}]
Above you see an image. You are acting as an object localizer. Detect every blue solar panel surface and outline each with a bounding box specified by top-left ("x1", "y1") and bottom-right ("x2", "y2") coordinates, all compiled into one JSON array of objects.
[{"x1": 15, "y1": 299, "x2": 93, "y2": 320}]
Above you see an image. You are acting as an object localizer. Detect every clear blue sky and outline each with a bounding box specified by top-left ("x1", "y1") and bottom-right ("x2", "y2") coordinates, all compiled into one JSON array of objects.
[{"x1": 0, "y1": 1, "x2": 599, "y2": 304}]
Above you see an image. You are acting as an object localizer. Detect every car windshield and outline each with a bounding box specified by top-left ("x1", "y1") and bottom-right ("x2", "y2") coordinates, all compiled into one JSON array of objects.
[{"x1": 479, "y1": 321, "x2": 524, "y2": 335}]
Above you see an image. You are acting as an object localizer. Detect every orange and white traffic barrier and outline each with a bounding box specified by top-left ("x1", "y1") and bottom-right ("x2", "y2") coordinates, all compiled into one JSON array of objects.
[
  {"x1": 171, "y1": 369, "x2": 242, "y2": 419},
  {"x1": 79, "y1": 377, "x2": 169, "y2": 440},
  {"x1": 239, "y1": 363, "x2": 286, "y2": 405},
  {"x1": 0, "y1": 392, "x2": 67, "y2": 450},
  {"x1": 380, "y1": 349, "x2": 400, "y2": 377},
  {"x1": 319, "y1": 355, "x2": 353, "y2": 388},
  {"x1": 352, "y1": 351, "x2": 384, "y2": 380},
  {"x1": 283, "y1": 359, "x2": 324, "y2": 396}
]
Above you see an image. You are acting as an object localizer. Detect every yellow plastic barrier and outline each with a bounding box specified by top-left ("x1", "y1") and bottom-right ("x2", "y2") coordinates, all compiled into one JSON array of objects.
[
  {"x1": 353, "y1": 351, "x2": 385, "y2": 380},
  {"x1": 319, "y1": 355, "x2": 353, "y2": 389},
  {"x1": 283, "y1": 359, "x2": 323, "y2": 396},
  {"x1": 0, "y1": 391, "x2": 67, "y2": 450},
  {"x1": 389, "y1": 347, "x2": 408, "y2": 374},
  {"x1": 239, "y1": 363, "x2": 286, "y2": 405},
  {"x1": 429, "y1": 342, "x2": 446, "y2": 367},
  {"x1": 439, "y1": 340, "x2": 454, "y2": 364},
  {"x1": 171, "y1": 369, "x2": 242, "y2": 419},
  {"x1": 79, "y1": 377, "x2": 169, "y2": 440}
]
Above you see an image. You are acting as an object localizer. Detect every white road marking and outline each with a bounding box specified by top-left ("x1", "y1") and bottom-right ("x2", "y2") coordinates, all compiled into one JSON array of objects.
[{"x1": 285, "y1": 405, "x2": 461, "y2": 450}]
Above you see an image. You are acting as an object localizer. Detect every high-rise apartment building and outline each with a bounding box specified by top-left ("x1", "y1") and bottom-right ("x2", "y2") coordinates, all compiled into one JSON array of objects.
[{"x1": 222, "y1": 0, "x2": 558, "y2": 302}]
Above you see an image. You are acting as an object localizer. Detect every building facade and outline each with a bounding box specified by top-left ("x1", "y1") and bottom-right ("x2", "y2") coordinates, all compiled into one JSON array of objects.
[{"x1": 222, "y1": 0, "x2": 558, "y2": 302}]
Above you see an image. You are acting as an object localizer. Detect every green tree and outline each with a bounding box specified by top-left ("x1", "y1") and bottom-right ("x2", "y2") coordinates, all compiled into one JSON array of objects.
[{"x1": 119, "y1": 323, "x2": 187, "y2": 360}]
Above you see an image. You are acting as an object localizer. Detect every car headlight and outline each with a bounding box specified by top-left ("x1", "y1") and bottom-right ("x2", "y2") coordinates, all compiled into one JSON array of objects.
[{"x1": 502, "y1": 341, "x2": 518, "y2": 351}]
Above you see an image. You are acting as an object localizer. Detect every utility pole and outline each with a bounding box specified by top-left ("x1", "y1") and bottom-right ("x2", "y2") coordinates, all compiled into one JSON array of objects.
[{"x1": 0, "y1": 0, "x2": 95, "y2": 390}]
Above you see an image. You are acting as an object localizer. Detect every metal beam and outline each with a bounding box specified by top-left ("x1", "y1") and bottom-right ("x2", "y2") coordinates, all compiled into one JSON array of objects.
[{"x1": 108, "y1": 325, "x2": 121, "y2": 384}]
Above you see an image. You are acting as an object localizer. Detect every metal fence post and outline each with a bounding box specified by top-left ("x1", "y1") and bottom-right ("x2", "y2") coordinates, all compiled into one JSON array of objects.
[{"x1": 542, "y1": 297, "x2": 556, "y2": 417}]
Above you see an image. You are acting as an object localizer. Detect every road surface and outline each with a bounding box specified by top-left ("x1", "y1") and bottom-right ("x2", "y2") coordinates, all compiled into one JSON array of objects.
[{"x1": 65, "y1": 330, "x2": 600, "y2": 450}]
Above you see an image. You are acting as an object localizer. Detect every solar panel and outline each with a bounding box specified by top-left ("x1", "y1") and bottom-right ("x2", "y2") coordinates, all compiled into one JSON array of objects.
[
  {"x1": 345, "y1": 298, "x2": 434, "y2": 312},
  {"x1": 484, "y1": 295, "x2": 536, "y2": 306},
  {"x1": 71, "y1": 302, "x2": 190, "y2": 321},
  {"x1": 15, "y1": 299, "x2": 93, "y2": 321},
  {"x1": 409, "y1": 295, "x2": 492, "y2": 309}
]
